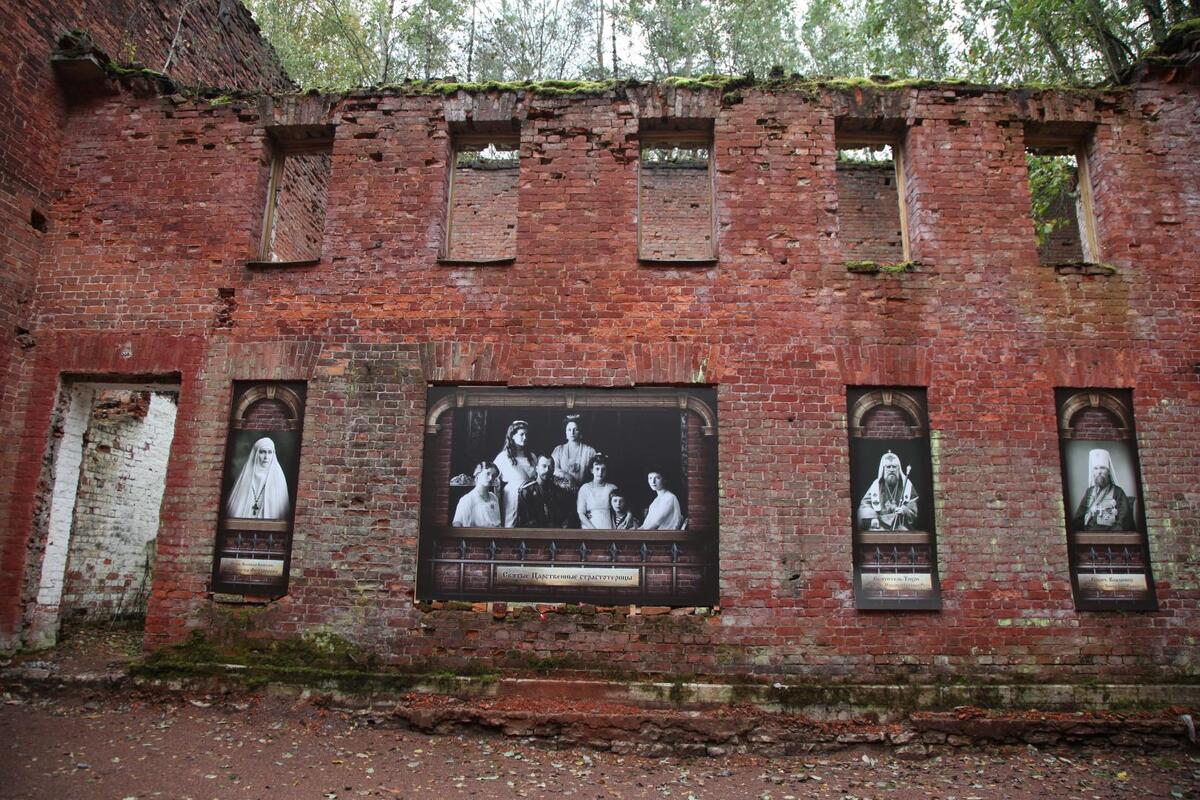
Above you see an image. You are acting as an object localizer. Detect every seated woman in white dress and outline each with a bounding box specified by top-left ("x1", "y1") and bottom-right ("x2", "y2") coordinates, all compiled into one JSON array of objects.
[
  {"x1": 493, "y1": 420, "x2": 537, "y2": 528},
  {"x1": 576, "y1": 453, "x2": 617, "y2": 529},
  {"x1": 453, "y1": 462, "x2": 502, "y2": 528},
  {"x1": 226, "y1": 437, "x2": 291, "y2": 520},
  {"x1": 640, "y1": 471, "x2": 683, "y2": 530}
]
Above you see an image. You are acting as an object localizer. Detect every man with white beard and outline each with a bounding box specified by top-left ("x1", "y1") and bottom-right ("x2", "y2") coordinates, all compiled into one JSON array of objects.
[
  {"x1": 857, "y1": 451, "x2": 917, "y2": 531},
  {"x1": 1071, "y1": 448, "x2": 1134, "y2": 531}
]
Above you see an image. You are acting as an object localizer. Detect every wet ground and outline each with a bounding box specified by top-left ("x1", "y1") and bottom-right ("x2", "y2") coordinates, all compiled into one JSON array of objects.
[{"x1": 0, "y1": 690, "x2": 1196, "y2": 800}]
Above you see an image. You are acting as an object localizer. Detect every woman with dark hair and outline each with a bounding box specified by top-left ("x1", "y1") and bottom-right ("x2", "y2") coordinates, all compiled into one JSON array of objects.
[
  {"x1": 576, "y1": 453, "x2": 617, "y2": 529},
  {"x1": 493, "y1": 420, "x2": 537, "y2": 527},
  {"x1": 550, "y1": 414, "x2": 596, "y2": 491}
]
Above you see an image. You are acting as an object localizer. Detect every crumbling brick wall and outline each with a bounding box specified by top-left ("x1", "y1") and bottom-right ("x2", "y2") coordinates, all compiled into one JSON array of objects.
[
  {"x1": 0, "y1": 0, "x2": 289, "y2": 649},
  {"x1": 59, "y1": 391, "x2": 177, "y2": 622},
  {"x1": 639, "y1": 163, "x2": 713, "y2": 260},
  {"x1": 447, "y1": 161, "x2": 518, "y2": 260},
  {"x1": 2, "y1": 66, "x2": 1198, "y2": 684},
  {"x1": 267, "y1": 151, "x2": 331, "y2": 262},
  {"x1": 836, "y1": 161, "x2": 904, "y2": 263}
]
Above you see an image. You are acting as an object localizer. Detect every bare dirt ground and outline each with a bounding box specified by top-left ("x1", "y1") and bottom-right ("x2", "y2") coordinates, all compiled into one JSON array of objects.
[{"x1": 0, "y1": 690, "x2": 1197, "y2": 800}]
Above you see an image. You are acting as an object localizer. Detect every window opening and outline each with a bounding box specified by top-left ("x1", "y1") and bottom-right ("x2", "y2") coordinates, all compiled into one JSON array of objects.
[
  {"x1": 836, "y1": 137, "x2": 910, "y2": 264},
  {"x1": 28, "y1": 380, "x2": 179, "y2": 649},
  {"x1": 1026, "y1": 138, "x2": 1098, "y2": 265},
  {"x1": 638, "y1": 124, "x2": 715, "y2": 262},
  {"x1": 259, "y1": 126, "x2": 333, "y2": 264},
  {"x1": 445, "y1": 136, "x2": 519, "y2": 262}
]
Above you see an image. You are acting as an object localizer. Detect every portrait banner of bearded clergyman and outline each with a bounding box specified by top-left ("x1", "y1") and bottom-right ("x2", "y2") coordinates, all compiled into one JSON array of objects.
[
  {"x1": 1070, "y1": 447, "x2": 1135, "y2": 532},
  {"x1": 857, "y1": 450, "x2": 919, "y2": 532},
  {"x1": 225, "y1": 435, "x2": 292, "y2": 520}
]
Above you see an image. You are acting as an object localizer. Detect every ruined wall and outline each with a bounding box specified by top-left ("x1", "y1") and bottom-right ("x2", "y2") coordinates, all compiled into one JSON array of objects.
[
  {"x1": 447, "y1": 162, "x2": 519, "y2": 260},
  {"x1": 0, "y1": 0, "x2": 289, "y2": 648},
  {"x1": 836, "y1": 161, "x2": 904, "y2": 263},
  {"x1": 267, "y1": 151, "x2": 331, "y2": 262},
  {"x1": 3, "y1": 73, "x2": 1198, "y2": 683},
  {"x1": 1036, "y1": 194, "x2": 1085, "y2": 264},
  {"x1": 59, "y1": 391, "x2": 177, "y2": 622},
  {"x1": 639, "y1": 164, "x2": 713, "y2": 260}
]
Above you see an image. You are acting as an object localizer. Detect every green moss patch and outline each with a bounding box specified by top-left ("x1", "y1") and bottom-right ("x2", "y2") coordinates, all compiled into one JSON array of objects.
[{"x1": 846, "y1": 260, "x2": 919, "y2": 274}]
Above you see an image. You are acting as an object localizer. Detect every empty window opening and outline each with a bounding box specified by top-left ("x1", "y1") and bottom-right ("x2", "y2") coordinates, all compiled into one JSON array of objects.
[
  {"x1": 27, "y1": 381, "x2": 179, "y2": 649},
  {"x1": 1026, "y1": 143, "x2": 1097, "y2": 264},
  {"x1": 445, "y1": 137, "x2": 519, "y2": 262},
  {"x1": 30, "y1": 208, "x2": 47, "y2": 232},
  {"x1": 836, "y1": 141, "x2": 909, "y2": 263},
  {"x1": 639, "y1": 125, "x2": 715, "y2": 262},
  {"x1": 260, "y1": 126, "x2": 333, "y2": 263}
]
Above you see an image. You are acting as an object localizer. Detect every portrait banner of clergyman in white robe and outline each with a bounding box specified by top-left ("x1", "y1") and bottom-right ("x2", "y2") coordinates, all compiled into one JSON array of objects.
[
  {"x1": 226, "y1": 436, "x2": 292, "y2": 520},
  {"x1": 857, "y1": 451, "x2": 918, "y2": 531}
]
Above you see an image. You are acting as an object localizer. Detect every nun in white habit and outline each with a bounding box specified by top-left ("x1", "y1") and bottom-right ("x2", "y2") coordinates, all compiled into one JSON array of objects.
[{"x1": 226, "y1": 437, "x2": 291, "y2": 520}]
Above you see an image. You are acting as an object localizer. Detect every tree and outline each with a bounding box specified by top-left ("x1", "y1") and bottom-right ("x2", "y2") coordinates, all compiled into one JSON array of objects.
[
  {"x1": 246, "y1": 0, "x2": 469, "y2": 86},
  {"x1": 799, "y1": 0, "x2": 871, "y2": 76},
  {"x1": 244, "y1": 0, "x2": 1199, "y2": 88},
  {"x1": 473, "y1": 0, "x2": 595, "y2": 80}
]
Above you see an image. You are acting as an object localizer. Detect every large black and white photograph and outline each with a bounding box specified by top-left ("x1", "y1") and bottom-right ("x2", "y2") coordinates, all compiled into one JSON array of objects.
[
  {"x1": 212, "y1": 382, "x2": 307, "y2": 596},
  {"x1": 223, "y1": 432, "x2": 300, "y2": 521},
  {"x1": 1055, "y1": 389, "x2": 1155, "y2": 610},
  {"x1": 419, "y1": 387, "x2": 718, "y2": 605},
  {"x1": 846, "y1": 387, "x2": 941, "y2": 609},
  {"x1": 446, "y1": 410, "x2": 689, "y2": 532}
]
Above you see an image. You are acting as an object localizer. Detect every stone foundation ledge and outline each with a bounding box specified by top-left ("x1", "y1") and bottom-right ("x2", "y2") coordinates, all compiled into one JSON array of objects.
[{"x1": 3, "y1": 663, "x2": 1197, "y2": 757}]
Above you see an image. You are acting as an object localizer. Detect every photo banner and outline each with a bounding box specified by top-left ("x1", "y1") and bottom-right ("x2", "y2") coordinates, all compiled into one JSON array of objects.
[
  {"x1": 418, "y1": 387, "x2": 718, "y2": 606},
  {"x1": 846, "y1": 387, "x2": 941, "y2": 610},
  {"x1": 1056, "y1": 389, "x2": 1156, "y2": 611},
  {"x1": 211, "y1": 382, "x2": 307, "y2": 596}
]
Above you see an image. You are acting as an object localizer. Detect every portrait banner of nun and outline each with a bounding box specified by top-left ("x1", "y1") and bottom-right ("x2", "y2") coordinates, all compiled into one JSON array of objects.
[
  {"x1": 226, "y1": 437, "x2": 291, "y2": 519},
  {"x1": 213, "y1": 382, "x2": 307, "y2": 596}
]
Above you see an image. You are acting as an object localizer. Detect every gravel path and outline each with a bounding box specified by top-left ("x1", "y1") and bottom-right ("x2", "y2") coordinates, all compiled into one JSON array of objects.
[{"x1": 0, "y1": 692, "x2": 1197, "y2": 799}]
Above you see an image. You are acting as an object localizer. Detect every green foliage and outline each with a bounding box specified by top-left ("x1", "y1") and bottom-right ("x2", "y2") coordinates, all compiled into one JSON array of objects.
[
  {"x1": 243, "y1": 0, "x2": 1199, "y2": 89},
  {"x1": 845, "y1": 259, "x2": 918, "y2": 274},
  {"x1": 1026, "y1": 153, "x2": 1078, "y2": 246}
]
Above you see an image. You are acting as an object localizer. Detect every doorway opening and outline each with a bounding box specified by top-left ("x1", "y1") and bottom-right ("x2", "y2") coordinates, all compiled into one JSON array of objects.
[{"x1": 25, "y1": 379, "x2": 179, "y2": 651}]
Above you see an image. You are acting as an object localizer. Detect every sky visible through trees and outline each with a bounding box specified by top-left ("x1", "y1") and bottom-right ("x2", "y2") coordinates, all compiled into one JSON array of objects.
[{"x1": 245, "y1": 0, "x2": 1198, "y2": 89}]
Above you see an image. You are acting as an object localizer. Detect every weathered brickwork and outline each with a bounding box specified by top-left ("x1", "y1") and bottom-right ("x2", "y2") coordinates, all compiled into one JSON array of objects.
[
  {"x1": 447, "y1": 162, "x2": 519, "y2": 260},
  {"x1": 835, "y1": 161, "x2": 904, "y2": 263},
  {"x1": 1, "y1": 20, "x2": 1197, "y2": 685},
  {"x1": 639, "y1": 164, "x2": 713, "y2": 260},
  {"x1": 0, "y1": 0, "x2": 289, "y2": 650}
]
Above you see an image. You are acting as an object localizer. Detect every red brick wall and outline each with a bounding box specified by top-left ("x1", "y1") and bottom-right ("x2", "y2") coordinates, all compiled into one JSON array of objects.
[
  {"x1": 2, "y1": 75, "x2": 1197, "y2": 686},
  {"x1": 267, "y1": 151, "x2": 331, "y2": 262},
  {"x1": 836, "y1": 161, "x2": 904, "y2": 263},
  {"x1": 0, "y1": 0, "x2": 289, "y2": 649},
  {"x1": 447, "y1": 162, "x2": 518, "y2": 260},
  {"x1": 1036, "y1": 193, "x2": 1085, "y2": 264},
  {"x1": 639, "y1": 163, "x2": 713, "y2": 260}
]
